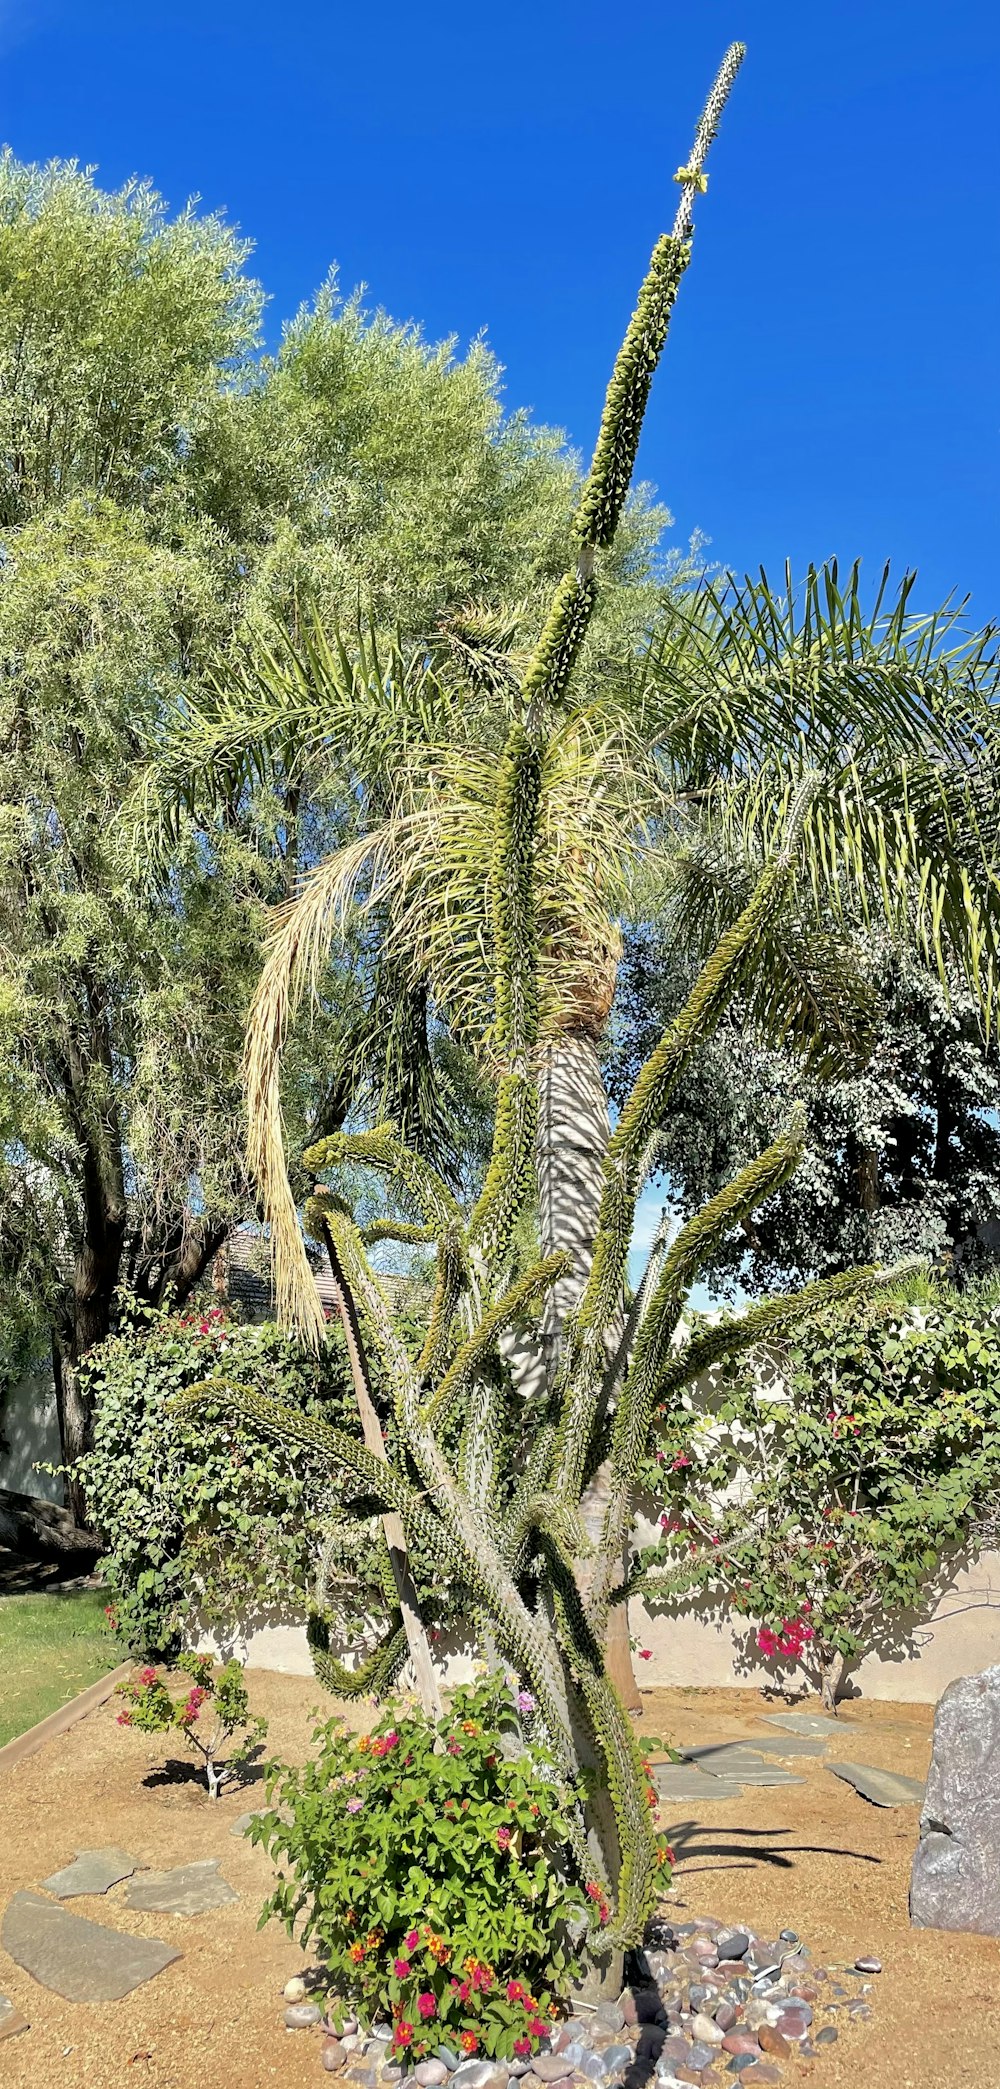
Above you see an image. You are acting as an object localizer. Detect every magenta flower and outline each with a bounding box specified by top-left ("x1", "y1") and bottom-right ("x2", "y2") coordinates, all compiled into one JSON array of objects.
[{"x1": 515, "y1": 1689, "x2": 535, "y2": 1716}]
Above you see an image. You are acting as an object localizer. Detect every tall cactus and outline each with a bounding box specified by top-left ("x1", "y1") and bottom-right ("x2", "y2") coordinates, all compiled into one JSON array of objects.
[{"x1": 178, "y1": 43, "x2": 902, "y2": 1977}]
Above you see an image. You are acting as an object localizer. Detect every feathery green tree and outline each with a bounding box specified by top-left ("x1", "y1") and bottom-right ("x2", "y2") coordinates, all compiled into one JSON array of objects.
[
  {"x1": 0, "y1": 151, "x2": 670, "y2": 1503},
  {"x1": 173, "y1": 44, "x2": 1000, "y2": 1980}
]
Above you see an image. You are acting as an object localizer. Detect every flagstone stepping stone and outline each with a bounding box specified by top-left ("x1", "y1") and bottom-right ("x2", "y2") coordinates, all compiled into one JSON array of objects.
[
  {"x1": 683, "y1": 1747, "x2": 804, "y2": 1788},
  {"x1": 0, "y1": 1993, "x2": 30, "y2": 2042},
  {"x1": 827, "y1": 1761, "x2": 925, "y2": 1807},
  {"x1": 2, "y1": 1890, "x2": 181, "y2": 2002},
  {"x1": 231, "y1": 1810, "x2": 264, "y2": 1837},
  {"x1": 125, "y1": 1859, "x2": 238, "y2": 1916},
  {"x1": 41, "y1": 1847, "x2": 142, "y2": 1899},
  {"x1": 653, "y1": 1763, "x2": 746, "y2": 1803},
  {"x1": 230, "y1": 1805, "x2": 289, "y2": 1837},
  {"x1": 745, "y1": 1735, "x2": 828, "y2": 1757},
  {"x1": 760, "y1": 1712, "x2": 842, "y2": 1737}
]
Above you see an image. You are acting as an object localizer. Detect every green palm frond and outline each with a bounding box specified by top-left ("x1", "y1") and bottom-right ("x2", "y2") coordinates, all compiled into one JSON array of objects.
[
  {"x1": 641, "y1": 560, "x2": 999, "y2": 783},
  {"x1": 145, "y1": 608, "x2": 466, "y2": 842}
]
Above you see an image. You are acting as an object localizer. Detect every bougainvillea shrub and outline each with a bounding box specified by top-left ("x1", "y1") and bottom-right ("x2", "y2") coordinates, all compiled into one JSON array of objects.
[
  {"x1": 634, "y1": 1290, "x2": 1000, "y2": 1708},
  {"x1": 116, "y1": 1652, "x2": 267, "y2": 1797}
]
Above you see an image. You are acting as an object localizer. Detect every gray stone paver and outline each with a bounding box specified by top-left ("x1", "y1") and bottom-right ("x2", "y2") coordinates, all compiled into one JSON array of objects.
[
  {"x1": 827, "y1": 1760, "x2": 926, "y2": 1807},
  {"x1": 681, "y1": 1744, "x2": 805, "y2": 1787},
  {"x1": 760, "y1": 1711, "x2": 844, "y2": 1736},
  {"x1": 125, "y1": 1858, "x2": 238, "y2": 1916},
  {"x1": 2, "y1": 1890, "x2": 180, "y2": 2002},
  {"x1": 0, "y1": 1991, "x2": 31, "y2": 2042},
  {"x1": 653, "y1": 1762, "x2": 747, "y2": 1803},
  {"x1": 41, "y1": 1847, "x2": 142, "y2": 1899}
]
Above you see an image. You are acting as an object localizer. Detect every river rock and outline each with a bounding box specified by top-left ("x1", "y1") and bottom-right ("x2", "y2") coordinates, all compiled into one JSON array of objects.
[
  {"x1": 285, "y1": 2001, "x2": 322, "y2": 2028},
  {"x1": 722, "y1": 2032, "x2": 760, "y2": 2056},
  {"x1": 600, "y1": 2044, "x2": 632, "y2": 2076},
  {"x1": 323, "y1": 2041, "x2": 349, "y2": 2071},
  {"x1": 757, "y1": 2027, "x2": 790, "y2": 2058},
  {"x1": 714, "y1": 1930, "x2": 750, "y2": 1961},
  {"x1": 414, "y1": 2064, "x2": 448, "y2": 2086},
  {"x1": 450, "y1": 2066, "x2": 505, "y2": 2089},
  {"x1": 689, "y1": 2012, "x2": 724, "y2": 2045},
  {"x1": 772, "y1": 2014, "x2": 808, "y2": 2041},
  {"x1": 533, "y1": 2057, "x2": 576, "y2": 2082},
  {"x1": 595, "y1": 2005, "x2": 625, "y2": 2034}
]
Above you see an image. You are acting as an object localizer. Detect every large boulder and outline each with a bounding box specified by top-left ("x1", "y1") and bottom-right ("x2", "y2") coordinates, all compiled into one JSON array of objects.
[{"x1": 911, "y1": 1663, "x2": 1000, "y2": 1933}]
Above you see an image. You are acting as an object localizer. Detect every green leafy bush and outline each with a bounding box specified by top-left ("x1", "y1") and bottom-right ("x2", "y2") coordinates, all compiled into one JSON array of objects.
[
  {"x1": 75, "y1": 1305, "x2": 355, "y2": 1655},
  {"x1": 251, "y1": 1678, "x2": 601, "y2": 2058},
  {"x1": 116, "y1": 1652, "x2": 267, "y2": 1797},
  {"x1": 637, "y1": 1291, "x2": 1000, "y2": 1709}
]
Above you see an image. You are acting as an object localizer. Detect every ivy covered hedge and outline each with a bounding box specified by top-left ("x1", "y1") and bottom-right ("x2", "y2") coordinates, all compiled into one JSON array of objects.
[
  {"x1": 636, "y1": 1283, "x2": 1000, "y2": 1708},
  {"x1": 75, "y1": 1305, "x2": 356, "y2": 1655}
]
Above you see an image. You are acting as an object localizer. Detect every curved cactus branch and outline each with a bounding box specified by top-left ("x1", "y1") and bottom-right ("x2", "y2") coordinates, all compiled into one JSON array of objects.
[
  {"x1": 305, "y1": 1123, "x2": 464, "y2": 1233},
  {"x1": 423, "y1": 1252, "x2": 570, "y2": 1428}
]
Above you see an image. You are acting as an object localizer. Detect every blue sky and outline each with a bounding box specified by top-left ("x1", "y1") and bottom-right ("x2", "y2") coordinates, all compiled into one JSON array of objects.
[
  {"x1": 2, "y1": 0, "x2": 997, "y2": 1293},
  {"x1": 1, "y1": 1, "x2": 996, "y2": 620}
]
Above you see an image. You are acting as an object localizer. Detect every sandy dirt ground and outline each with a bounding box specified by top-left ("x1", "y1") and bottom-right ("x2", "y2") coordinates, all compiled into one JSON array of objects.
[{"x1": 0, "y1": 1673, "x2": 996, "y2": 2089}]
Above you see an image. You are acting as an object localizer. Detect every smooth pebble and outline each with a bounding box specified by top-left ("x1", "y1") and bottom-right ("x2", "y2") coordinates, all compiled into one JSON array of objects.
[{"x1": 284, "y1": 2001, "x2": 322, "y2": 2029}]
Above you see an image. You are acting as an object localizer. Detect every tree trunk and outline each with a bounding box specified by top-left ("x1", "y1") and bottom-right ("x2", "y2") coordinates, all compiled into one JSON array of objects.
[
  {"x1": 818, "y1": 1648, "x2": 846, "y2": 1714},
  {"x1": 536, "y1": 1034, "x2": 642, "y2": 1714}
]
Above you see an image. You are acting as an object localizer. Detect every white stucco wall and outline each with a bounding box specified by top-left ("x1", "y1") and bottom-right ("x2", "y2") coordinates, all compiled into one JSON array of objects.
[
  {"x1": 631, "y1": 1549, "x2": 1000, "y2": 1704},
  {"x1": 197, "y1": 1550, "x2": 1000, "y2": 1705}
]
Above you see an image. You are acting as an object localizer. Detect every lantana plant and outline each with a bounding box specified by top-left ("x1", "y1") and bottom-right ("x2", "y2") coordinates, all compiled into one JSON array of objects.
[
  {"x1": 116, "y1": 1652, "x2": 267, "y2": 1797},
  {"x1": 250, "y1": 1679, "x2": 668, "y2": 2052}
]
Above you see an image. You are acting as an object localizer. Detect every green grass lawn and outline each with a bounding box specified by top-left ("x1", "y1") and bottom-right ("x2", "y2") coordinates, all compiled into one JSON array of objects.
[{"x1": 0, "y1": 1588, "x2": 119, "y2": 1747}]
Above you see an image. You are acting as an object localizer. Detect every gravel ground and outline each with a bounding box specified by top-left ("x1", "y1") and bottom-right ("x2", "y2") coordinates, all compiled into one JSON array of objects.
[{"x1": 0, "y1": 1674, "x2": 993, "y2": 2089}]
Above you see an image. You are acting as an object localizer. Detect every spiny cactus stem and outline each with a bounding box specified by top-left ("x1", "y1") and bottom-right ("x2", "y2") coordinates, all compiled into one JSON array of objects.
[{"x1": 318, "y1": 1214, "x2": 443, "y2": 1719}]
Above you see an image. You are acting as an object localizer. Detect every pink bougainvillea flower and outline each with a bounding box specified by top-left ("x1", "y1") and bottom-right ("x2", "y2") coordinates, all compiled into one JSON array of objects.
[
  {"x1": 394, "y1": 1959, "x2": 410, "y2": 1979},
  {"x1": 116, "y1": 1711, "x2": 132, "y2": 1726},
  {"x1": 137, "y1": 1666, "x2": 157, "y2": 1686},
  {"x1": 637, "y1": 1648, "x2": 653, "y2": 1660},
  {"x1": 404, "y1": 1929, "x2": 420, "y2": 1950},
  {"x1": 417, "y1": 1994, "x2": 436, "y2": 2020},
  {"x1": 513, "y1": 2038, "x2": 532, "y2": 2057},
  {"x1": 495, "y1": 1825, "x2": 512, "y2": 1851}
]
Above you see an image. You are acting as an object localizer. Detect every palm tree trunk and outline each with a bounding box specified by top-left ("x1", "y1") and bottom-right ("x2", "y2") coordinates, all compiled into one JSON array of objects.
[{"x1": 536, "y1": 1034, "x2": 642, "y2": 1714}]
